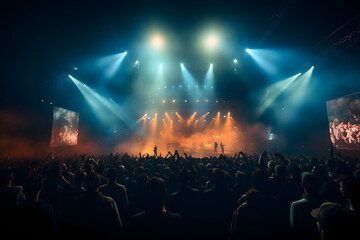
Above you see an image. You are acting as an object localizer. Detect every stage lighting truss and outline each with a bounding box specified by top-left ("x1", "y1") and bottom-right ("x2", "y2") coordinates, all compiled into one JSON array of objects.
[
  {"x1": 159, "y1": 85, "x2": 214, "y2": 90},
  {"x1": 145, "y1": 98, "x2": 227, "y2": 104},
  {"x1": 138, "y1": 111, "x2": 233, "y2": 122}
]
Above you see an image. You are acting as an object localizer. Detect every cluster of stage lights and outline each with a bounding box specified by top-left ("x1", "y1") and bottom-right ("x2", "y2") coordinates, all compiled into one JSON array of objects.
[
  {"x1": 139, "y1": 111, "x2": 233, "y2": 122},
  {"x1": 133, "y1": 62, "x2": 225, "y2": 68},
  {"x1": 148, "y1": 99, "x2": 226, "y2": 104},
  {"x1": 159, "y1": 85, "x2": 214, "y2": 90},
  {"x1": 159, "y1": 99, "x2": 213, "y2": 103}
]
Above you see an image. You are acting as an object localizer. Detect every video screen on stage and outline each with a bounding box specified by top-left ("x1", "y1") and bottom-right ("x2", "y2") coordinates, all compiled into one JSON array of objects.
[
  {"x1": 327, "y1": 92, "x2": 360, "y2": 150},
  {"x1": 50, "y1": 107, "x2": 79, "y2": 146}
]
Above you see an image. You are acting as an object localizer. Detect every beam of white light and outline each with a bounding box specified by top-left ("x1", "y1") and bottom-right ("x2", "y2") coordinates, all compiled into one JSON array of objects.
[
  {"x1": 246, "y1": 49, "x2": 281, "y2": 75},
  {"x1": 257, "y1": 73, "x2": 301, "y2": 117},
  {"x1": 277, "y1": 66, "x2": 314, "y2": 122},
  {"x1": 204, "y1": 64, "x2": 215, "y2": 91},
  {"x1": 180, "y1": 64, "x2": 197, "y2": 88},
  {"x1": 154, "y1": 63, "x2": 165, "y2": 90},
  {"x1": 69, "y1": 75, "x2": 113, "y2": 124},
  {"x1": 97, "y1": 51, "x2": 127, "y2": 78},
  {"x1": 70, "y1": 75, "x2": 135, "y2": 129},
  {"x1": 287, "y1": 66, "x2": 314, "y2": 103}
]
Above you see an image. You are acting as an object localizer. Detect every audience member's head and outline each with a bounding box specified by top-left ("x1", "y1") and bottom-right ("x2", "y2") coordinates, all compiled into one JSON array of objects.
[
  {"x1": 213, "y1": 168, "x2": 225, "y2": 186},
  {"x1": 84, "y1": 173, "x2": 101, "y2": 193},
  {"x1": 320, "y1": 180, "x2": 345, "y2": 204},
  {"x1": 340, "y1": 176, "x2": 360, "y2": 211},
  {"x1": 136, "y1": 173, "x2": 149, "y2": 191},
  {"x1": 179, "y1": 168, "x2": 190, "y2": 187},
  {"x1": 311, "y1": 202, "x2": 344, "y2": 240},
  {"x1": 0, "y1": 169, "x2": 13, "y2": 187},
  {"x1": 106, "y1": 168, "x2": 118, "y2": 183},
  {"x1": 302, "y1": 172, "x2": 320, "y2": 195},
  {"x1": 145, "y1": 177, "x2": 167, "y2": 212},
  {"x1": 252, "y1": 169, "x2": 268, "y2": 191}
]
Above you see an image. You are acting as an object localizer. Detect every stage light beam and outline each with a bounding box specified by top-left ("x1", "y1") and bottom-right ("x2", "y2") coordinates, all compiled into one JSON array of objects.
[{"x1": 257, "y1": 73, "x2": 301, "y2": 117}]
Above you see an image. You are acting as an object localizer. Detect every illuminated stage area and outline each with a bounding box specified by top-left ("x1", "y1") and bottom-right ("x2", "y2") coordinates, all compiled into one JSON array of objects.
[{"x1": 133, "y1": 111, "x2": 237, "y2": 156}]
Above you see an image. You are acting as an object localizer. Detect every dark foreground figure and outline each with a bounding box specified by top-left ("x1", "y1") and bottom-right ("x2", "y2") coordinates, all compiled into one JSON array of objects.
[{"x1": 0, "y1": 150, "x2": 360, "y2": 240}]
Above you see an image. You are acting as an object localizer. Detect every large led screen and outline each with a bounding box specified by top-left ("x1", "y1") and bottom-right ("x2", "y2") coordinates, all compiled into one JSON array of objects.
[
  {"x1": 50, "y1": 107, "x2": 79, "y2": 146},
  {"x1": 327, "y1": 92, "x2": 360, "y2": 150}
]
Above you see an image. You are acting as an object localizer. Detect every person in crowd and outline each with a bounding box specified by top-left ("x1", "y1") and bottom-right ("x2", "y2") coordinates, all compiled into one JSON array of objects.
[
  {"x1": 60, "y1": 172, "x2": 122, "y2": 239},
  {"x1": 231, "y1": 169, "x2": 283, "y2": 239},
  {"x1": 0, "y1": 168, "x2": 25, "y2": 208},
  {"x1": 168, "y1": 166, "x2": 203, "y2": 239},
  {"x1": 127, "y1": 177, "x2": 183, "y2": 240},
  {"x1": 311, "y1": 176, "x2": 360, "y2": 240},
  {"x1": 203, "y1": 168, "x2": 237, "y2": 239},
  {"x1": 268, "y1": 164, "x2": 293, "y2": 236},
  {"x1": 41, "y1": 162, "x2": 69, "y2": 218},
  {"x1": 0, "y1": 168, "x2": 25, "y2": 236},
  {"x1": 16, "y1": 175, "x2": 56, "y2": 239},
  {"x1": 100, "y1": 168, "x2": 129, "y2": 224},
  {"x1": 290, "y1": 172, "x2": 323, "y2": 239},
  {"x1": 72, "y1": 171, "x2": 87, "y2": 200}
]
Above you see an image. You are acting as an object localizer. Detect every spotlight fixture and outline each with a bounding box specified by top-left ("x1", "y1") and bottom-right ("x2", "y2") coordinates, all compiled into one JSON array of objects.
[
  {"x1": 233, "y1": 59, "x2": 238, "y2": 63},
  {"x1": 135, "y1": 60, "x2": 139, "y2": 64}
]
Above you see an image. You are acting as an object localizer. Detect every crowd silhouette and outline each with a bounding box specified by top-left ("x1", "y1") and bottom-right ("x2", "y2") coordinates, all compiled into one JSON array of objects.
[{"x1": 0, "y1": 149, "x2": 360, "y2": 240}]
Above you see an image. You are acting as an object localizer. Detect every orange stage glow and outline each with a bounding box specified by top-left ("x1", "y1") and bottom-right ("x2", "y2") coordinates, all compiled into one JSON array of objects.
[{"x1": 130, "y1": 111, "x2": 249, "y2": 157}]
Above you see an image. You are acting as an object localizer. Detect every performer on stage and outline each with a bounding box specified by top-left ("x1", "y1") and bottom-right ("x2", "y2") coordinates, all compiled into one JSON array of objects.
[
  {"x1": 214, "y1": 141, "x2": 218, "y2": 154},
  {"x1": 220, "y1": 142, "x2": 225, "y2": 154},
  {"x1": 154, "y1": 145, "x2": 158, "y2": 157}
]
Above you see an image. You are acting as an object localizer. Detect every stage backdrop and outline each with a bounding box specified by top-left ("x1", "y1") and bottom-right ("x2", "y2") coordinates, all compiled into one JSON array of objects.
[
  {"x1": 50, "y1": 106, "x2": 79, "y2": 146},
  {"x1": 327, "y1": 92, "x2": 360, "y2": 150}
]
